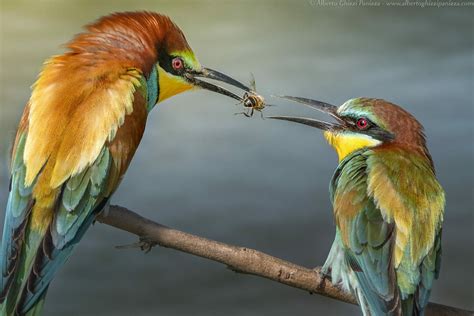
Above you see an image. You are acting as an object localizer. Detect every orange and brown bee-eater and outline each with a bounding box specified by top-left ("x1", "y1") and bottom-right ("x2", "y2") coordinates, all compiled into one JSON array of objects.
[
  {"x1": 1, "y1": 11, "x2": 251, "y2": 315},
  {"x1": 271, "y1": 97, "x2": 445, "y2": 315}
]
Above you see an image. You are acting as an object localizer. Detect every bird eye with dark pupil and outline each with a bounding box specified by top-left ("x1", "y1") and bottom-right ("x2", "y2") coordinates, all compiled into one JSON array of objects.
[
  {"x1": 171, "y1": 57, "x2": 184, "y2": 71},
  {"x1": 356, "y1": 117, "x2": 369, "y2": 130}
]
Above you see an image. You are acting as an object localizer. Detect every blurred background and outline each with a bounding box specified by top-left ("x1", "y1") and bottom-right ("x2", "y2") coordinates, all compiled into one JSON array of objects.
[{"x1": 0, "y1": 1, "x2": 472, "y2": 315}]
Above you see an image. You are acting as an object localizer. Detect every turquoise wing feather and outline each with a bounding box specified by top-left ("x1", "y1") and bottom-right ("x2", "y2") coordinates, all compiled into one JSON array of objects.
[
  {"x1": 19, "y1": 147, "x2": 112, "y2": 313},
  {"x1": 1, "y1": 133, "x2": 34, "y2": 301},
  {"x1": 416, "y1": 230, "x2": 441, "y2": 312},
  {"x1": 0, "y1": 138, "x2": 113, "y2": 315}
]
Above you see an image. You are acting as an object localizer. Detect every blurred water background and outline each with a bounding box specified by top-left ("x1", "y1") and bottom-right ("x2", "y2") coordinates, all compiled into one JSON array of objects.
[{"x1": 0, "y1": 1, "x2": 473, "y2": 315}]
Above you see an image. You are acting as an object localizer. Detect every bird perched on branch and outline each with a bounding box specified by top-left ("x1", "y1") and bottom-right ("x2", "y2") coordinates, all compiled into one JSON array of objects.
[
  {"x1": 0, "y1": 11, "x2": 250, "y2": 315},
  {"x1": 271, "y1": 97, "x2": 445, "y2": 315}
]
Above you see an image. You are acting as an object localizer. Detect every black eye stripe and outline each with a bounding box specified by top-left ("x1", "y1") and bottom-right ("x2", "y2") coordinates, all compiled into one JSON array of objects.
[
  {"x1": 343, "y1": 115, "x2": 375, "y2": 128},
  {"x1": 342, "y1": 115, "x2": 394, "y2": 141}
]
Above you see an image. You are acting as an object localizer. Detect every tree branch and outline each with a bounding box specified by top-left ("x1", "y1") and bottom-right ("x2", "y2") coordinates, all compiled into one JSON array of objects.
[{"x1": 97, "y1": 205, "x2": 471, "y2": 316}]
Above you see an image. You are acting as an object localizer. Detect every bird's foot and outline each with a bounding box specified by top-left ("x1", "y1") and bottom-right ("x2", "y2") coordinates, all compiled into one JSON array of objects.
[
  {"x1": 315, "y1": 267, "x2": 332, "y2": 291},
  {"x1": 138, "y1": 237, "x2": 157, "y2": 253},
  {"x1": 318, "y1": 266, "x2": 332, "y2": 281},
  {"x1": 115, "y1": 237, "x2": 157, "y2": 253}
]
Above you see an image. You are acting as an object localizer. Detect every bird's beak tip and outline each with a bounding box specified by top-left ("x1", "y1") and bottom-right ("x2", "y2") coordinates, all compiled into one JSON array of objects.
[
  {"x1": 197, "y1": 67, "x2": 250, "y2": 92},
  {"x1": 187, "y1": 67, "x2": 251, "y2": 102}
]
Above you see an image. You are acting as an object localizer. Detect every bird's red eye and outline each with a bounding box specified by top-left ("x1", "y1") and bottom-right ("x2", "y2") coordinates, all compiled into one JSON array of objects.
[
  {"x1": 356, "y1": 118, "x2": 369, "y2": 130},
  {"x1": 172, "y1": 57, "x2": 184, "y2": 71}
]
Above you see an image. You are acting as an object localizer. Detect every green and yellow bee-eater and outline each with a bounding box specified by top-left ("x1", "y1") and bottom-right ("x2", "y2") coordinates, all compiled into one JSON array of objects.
[
  {"x1": 0, "y1": 11, "x2": 251, "y2": 315},
  {"x1": 271, "y1": 97, "x2": 445, "y2": 315}
]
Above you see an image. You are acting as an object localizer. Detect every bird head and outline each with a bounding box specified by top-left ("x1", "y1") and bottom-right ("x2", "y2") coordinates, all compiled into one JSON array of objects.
[
  {"x1": 270, "y1": 97, "x2": 428, "y2": 161},
  {"x1": 67, "y1": 11, "x2": 249, "y2": 109}
]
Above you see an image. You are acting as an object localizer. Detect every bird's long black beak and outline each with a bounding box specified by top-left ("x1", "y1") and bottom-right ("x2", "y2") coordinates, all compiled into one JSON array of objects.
[
  {"x1": 185, "y1": 67, "x2": 250, "y2": 101},
  {"x1": 268, "y1": 96, "x2": 343, "y2": 131}
]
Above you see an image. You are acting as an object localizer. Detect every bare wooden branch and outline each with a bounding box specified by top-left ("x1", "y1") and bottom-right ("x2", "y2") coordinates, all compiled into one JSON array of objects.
[{"x1": 97, "y1": 205, "x2": 472, "y2": 316}]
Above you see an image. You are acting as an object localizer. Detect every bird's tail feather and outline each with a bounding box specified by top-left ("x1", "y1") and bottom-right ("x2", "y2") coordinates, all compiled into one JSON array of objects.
[
  {"x1": 402, "y1": 295, "x2": 424, "y2": 316},
  {"x1": 24, "y1": 289, "x2": 47, "y2": 316},
  {"x1": 2, "y1": 204, "x2": 97, "y2": 316},
  {"x1": 2, "y1": 215, "x2": 49, "y2": 316}
]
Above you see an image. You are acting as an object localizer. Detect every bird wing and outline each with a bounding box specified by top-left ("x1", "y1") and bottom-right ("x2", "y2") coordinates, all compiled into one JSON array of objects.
[
  {"x1": 1, "y1": 125, "x2": 32, "y2": 304},
  {"x1": 365, "y1": 146, "x2": 444, "y2": 313},
  {"x1": 332, "y1": 147, "x2": 444, "y2": 315},
  {"x1": 1, "y1": 55, "x2": 148, "y2": 314}
]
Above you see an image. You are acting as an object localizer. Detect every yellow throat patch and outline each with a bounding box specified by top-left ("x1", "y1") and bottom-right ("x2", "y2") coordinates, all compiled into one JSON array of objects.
[
  {"x1": 324, "y1": 131, "x2": 381, "y2": 161},
  {"x1": 157, "y1": 65, "x2": 194, "y2": 102}
]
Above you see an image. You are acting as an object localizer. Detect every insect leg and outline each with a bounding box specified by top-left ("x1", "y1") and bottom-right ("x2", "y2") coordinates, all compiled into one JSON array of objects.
[{"x1": 234, "y1": 111, "x2": 251, "y2": 117}]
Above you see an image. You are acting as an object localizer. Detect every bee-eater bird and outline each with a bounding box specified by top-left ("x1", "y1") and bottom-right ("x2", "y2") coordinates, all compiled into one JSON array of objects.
[
  {"x1": 270, "y1": 97, "x2": 445, "y2": 316},
  {"x1": 0, "y1": 11, "x2": 251, "y2": 316}
]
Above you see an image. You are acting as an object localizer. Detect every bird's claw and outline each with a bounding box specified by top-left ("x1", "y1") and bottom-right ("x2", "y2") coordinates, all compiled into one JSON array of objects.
[
  {"x1": 319, "y1": 266, "x2": 332, "y2": 282},
  {"x1": 315, "y1": 267, "x2": 332, "y2": 292},
  {"x1": 138, "y1": 237, "x2": 157, "y2": 253},
  {"x1": 115, "y1": 237, "x2": 157, "y2": 253}
]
